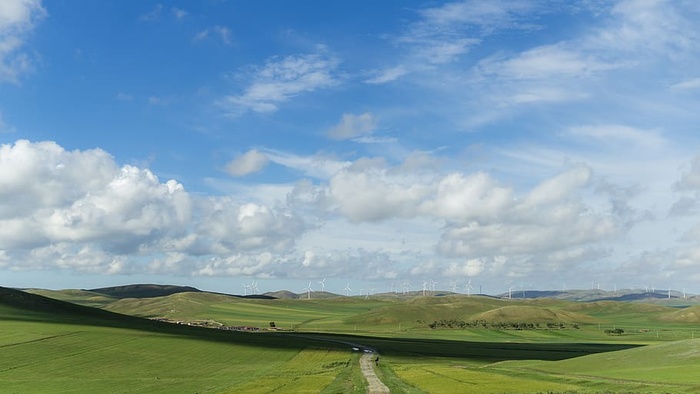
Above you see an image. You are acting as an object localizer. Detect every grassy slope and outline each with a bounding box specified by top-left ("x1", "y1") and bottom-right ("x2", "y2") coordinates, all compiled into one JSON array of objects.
[
  {"x1": 484, "y1": 339, "x2": 700, "y2": 393},
  {"x1": 24, "y1": 288, "x2": 118, "y2": 308},
  {"x1": 0, "y1": 287, "x2": 360, "y2": 393}
]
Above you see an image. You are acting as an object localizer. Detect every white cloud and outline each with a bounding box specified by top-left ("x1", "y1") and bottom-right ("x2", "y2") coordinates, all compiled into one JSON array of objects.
[
  {"x1": 675, "y1": 155, "x2": 700, "y2": 192},
  {"x1": 367, "y1": 0, "x2": 539, "y2": 83},
  {"x1": 597, "y1": 0, "x2": 699, "y2": 57},
  {"x1": 0, "y1": 140, "x2": 309, "y2": 274},
  {"x1": 479, "y1": 43, "x2": 616, "y2": 80},
  {"x1": 0, "y1": 0, "x2": 45, "y2": 83},
  {"x1": 566, "y1": 125, "x2": 666, "y2": 148},
  {"x1": 443, "y1": 258, "x2": 485, "y2": 277},
  {"x1": 220, "y1": 53, "x2": 339, "y2": 115},
  {"x1": 225, "y1": 149, "x2": 269, "y2": 177},
  {"x1": 670, "y1": 78, "x2": 700, "y2": 91},
  {"x1": 195, "y1": 26, "x2": 232, "y2": 45},
  {"x1": 171, "y1": 7, "x2": 187, "y2": 20},
  {"x1": 264, "y1": 149, "x2": 349, "y2": 180},
  {"x1": 138, "y1": 4, "x2": 163, "y2": 22},
  {"x1": 193, "y1": 29, "x2": 208, "y2": 42},
  {"x1": 0, "y1": 111, "x2": 16, "y2": 133},
  {"x1": 364, "y1": 66, "x2": 408, "y2": 84},
  {"x1": 327, "y1": 112, "x2": 377, "y2": 140},
  {"x1": 328, "y1": 165, "x2": 431, "y2": 222},
  {"x1": 213, "y1": 26, "x2": 232, "y2": 45},
  {"x1": 115, "y1": 92, "x2": 133, "y2": 101}
]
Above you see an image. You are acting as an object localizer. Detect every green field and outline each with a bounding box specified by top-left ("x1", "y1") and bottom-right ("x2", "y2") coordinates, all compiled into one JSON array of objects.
[{"x1": 4, "y1": 286, "x2": 700, "y2": 393}]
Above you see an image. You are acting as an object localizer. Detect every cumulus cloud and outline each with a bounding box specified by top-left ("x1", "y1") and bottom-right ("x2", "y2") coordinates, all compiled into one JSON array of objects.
[
  {"x1": 220, "y1": 52, "x2": 339, "y2": 115},
  {"x1": 0, "y1": 140, "x2": 308, "y2": 275},
  {"x1": 327, "y1": 112, "x2": 377, "y2": 140},
  {"x1": 0, "y1": 0, "x2": 45, "y2": 83},
  {"x1": 225, "y1": 149, "x2": 269, "y2": 177},
  {"x1": 0, "y1": 140, "x2": 652, "y2": 286},
  {"x1": 323, "y1": 160, "x2": 622, "y2": 271}
]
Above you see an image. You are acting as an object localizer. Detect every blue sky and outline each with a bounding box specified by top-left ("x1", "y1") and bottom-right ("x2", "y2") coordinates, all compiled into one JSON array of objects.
[{"x1": 2, "y1": 0, "x2": 700, "y2": 296}]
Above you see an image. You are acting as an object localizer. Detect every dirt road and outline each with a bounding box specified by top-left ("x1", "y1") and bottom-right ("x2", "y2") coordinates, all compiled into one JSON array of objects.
[
  {"x1": 360, "y1": 351, "x2": 390, "y2": 394},
  {"x1": 284, "y1": 334, "x2": 390, "y2": 392}
]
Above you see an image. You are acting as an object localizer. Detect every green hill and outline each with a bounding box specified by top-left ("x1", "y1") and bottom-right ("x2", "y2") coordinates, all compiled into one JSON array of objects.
[
  {"x1": 103, "y1": 291, "x2": 240, "y2": 318},
  {"x1": 1, "y1": 286, "x2": 131, "y2": 324},
  {"x1": 24, "y1": 288, "x2": 117, "y2": 308},
  {"x1": 659, "y1": 305, "x2": 700, "y2": 323},
  {"x1": 471, "y1": 305, "x2": 597, "y2": 324},
  {"x1": 497, "y1": 339, "x2": 700, "y2": 390},
  {"x1": 89, "y1": 283, "x2": 201, "y2": 299}
]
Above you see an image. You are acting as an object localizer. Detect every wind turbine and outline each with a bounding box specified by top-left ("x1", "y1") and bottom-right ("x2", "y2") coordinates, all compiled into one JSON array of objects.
[
  {"x1": 450, "y1": 280, "x2": 459, "y2": 293},
  {"x1": 344, "y1": 283, "x2": 352, "y2": 297},
  {"x1": 250, "y1": 281, "x2": 259, "y2": 295},
  {"x1": 508, "y1": 286, "x2": 516, "y2": 299},
  {"x1": 464, "y1": 278, "x2": 474, "y2": 297},
  {"x1": 430, "y1": 279, "x2": 438, "y2": 294},
  {"x1": 303, "y1": 282, "x2": 314, "y2": 300},
  {"x1": 242, "y1": 283, "x2": 250, "y2": 296},
  {"x1": 422, "y1": 281, "x2": 428, "y2": 296},
  {"x1": 318, "y1": 278, "x2": 326, "y2": 292}
]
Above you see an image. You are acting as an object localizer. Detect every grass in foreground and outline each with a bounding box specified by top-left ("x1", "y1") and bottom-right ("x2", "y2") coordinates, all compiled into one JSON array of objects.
[{"x1": 0, "y1": 288, "x2": 363, "y2": 393}]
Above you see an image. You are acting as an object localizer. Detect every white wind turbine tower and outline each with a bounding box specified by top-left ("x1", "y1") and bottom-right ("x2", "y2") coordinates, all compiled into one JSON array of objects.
[
  {"x1": 318, "y1": 278, "x2": 326, "y2": 292},
  {"x1": 430, "y1": 279, "x2": 438, "y2": 294},
  {"x1": 450, "y1": 280, "x2": 459, "y2": 293},
  {"x1": 508, "y1": 286, "x2": 516, "y2": 299},
  {"x1": 402, "y1": 281, "x2": 410, "y2": 295},
  {"x1": 250, "y1": 281, "x2": 259, "y2": 295},
  {"x1": 344, "y1": 283, "x2": 352, "y2": 297},
  {"x1": 465, "y1": 278, "x2": 474, "y2": 297},
  {"x1": 242, "y1": 282, "x2": 251, "y2": 296},
  {"x1": 422, "y1": 281, "x2": 428, "y2": 296},
  {"x1": 303, "y1": 281, "x2": 314, "y2": 300}
]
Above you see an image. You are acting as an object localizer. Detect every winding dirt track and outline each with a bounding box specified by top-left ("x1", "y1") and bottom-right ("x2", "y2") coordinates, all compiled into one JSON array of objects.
[
  {"x1": 360, "y1": 351, "x2": 390, "y2": 393},
  {"x1": 284, "y1": 334, "x2": 390, "y2": 392}
]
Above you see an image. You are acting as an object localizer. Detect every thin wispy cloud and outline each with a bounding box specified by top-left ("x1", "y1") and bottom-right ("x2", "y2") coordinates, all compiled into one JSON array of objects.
[
  {"x1": 220, "y1": 52, "x2": 340, "y2": 115},
  {"x1": 327, "y1": 113, "x2": 377, "y2": 140}
]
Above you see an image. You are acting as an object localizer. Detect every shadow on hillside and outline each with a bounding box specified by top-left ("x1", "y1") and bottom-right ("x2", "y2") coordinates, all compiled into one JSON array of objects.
[{"x1": 286, "y1": 332, "x2": 641, "y2": 362}]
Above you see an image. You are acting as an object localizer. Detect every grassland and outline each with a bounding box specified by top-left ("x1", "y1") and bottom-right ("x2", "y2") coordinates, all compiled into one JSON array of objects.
[
  {"x1": 0, "y1": 287, "x2": 359, "y2": 393},
  {"x1": 4, "y1": 285, "x2": 700, "y2": 393}
]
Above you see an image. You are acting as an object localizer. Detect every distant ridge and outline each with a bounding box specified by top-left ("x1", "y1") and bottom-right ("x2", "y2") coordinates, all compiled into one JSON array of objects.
[
  {"x1": 0, "y1": 286, "x2": 139, "y2": 324},
  {"x1": 264, "y1": 290, "x2": 300, "y2": 299},
  {"x1": 89, "y1": 284, "x2": 201, "y2": 299}
]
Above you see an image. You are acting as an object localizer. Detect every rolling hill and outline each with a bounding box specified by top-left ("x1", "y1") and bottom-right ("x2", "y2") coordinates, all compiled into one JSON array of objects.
[{"x1": 88, "y1": 283, "x2": 202, "y2": 299}]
